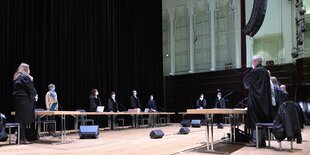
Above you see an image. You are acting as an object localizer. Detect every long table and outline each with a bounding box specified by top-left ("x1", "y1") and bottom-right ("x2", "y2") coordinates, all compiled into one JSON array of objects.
[
  {"x1": 77, "y1": 112, "x2": 174, "y2": 129},
  {"x1": 11, "y1": 111, "x2": 174, "y2": 144},
  {"x1": 180, "y1": 108, "x2": 247, "y2": 152}
]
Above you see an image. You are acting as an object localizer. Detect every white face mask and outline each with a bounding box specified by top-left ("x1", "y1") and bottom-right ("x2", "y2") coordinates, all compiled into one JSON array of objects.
[
  {"x1": 200, "y1": 97, "x2": 203, "y2": 100},
  {"x1": 95, "y1": 92, "x2": 99, "y2": 96},
  {"x1": 217, "y1": 95, "x2": 221, "y2": 99},
  {"x1": 112, "y1": 95, "x2": 116, "y2": 98},
  {"x1": 50, "y1": 87, "x2": 55, "y2": 92}
]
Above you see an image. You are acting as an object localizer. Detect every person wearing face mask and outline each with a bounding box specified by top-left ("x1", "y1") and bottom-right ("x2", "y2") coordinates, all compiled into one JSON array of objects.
[
  {"x1": 130, "y1": 90, "x2": 141, "y2": 109},
  {"x1": 215, "y1": 92, "x2": 225, "y2": 128},
  {"x1": 13, "y1": 63, "x2": 38, "y2": 144},
  {"x1": 45, "y1": 84, "x2": 58, "y2": 135},
  {"x1": 45, "y1": 84, "x2": 58, "y2": 111},
  {"x1": 196, "y1": 94, "x2": 207, "y2": 109},
  {"x1": 89, "y1": 89, "x2": 102, "y2": 112},
  {"x1": 108, "y1": 92, "x2": 119, "y2": 112}
]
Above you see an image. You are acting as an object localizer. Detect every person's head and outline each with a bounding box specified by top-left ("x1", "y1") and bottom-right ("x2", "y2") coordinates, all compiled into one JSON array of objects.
[
  {"x1": 270, "y1": 77, "x2": 279, "y2": 87},
  {"x1": 280, "y1": 85, "x2": 287, "y2": 92},
  {"x1": 111, "y1": 92, "x2": 116, "y2": 98},
  {"x1": 91, "y1": 89, "x2": 99, "y2": 96},
  {"x1": 132, "y1": 90, "x2": 137, "y2": 96},
  {"x1": 48, "y1": 84, "x2": 55, "y2": 91},
  {"x1": 200, "y1": 94, "x2": 204, "y2": 99},
  {"x1": 14, "y1": 63, "x2": 30, "y2": 80},
  {"x1": 150, "y1": 95, "x2": 154, "y2": 100},
  {"x1": 251, "y1": 55, "x2": 264, "y2": 68},
  {"x1": 217, "y1": 92, "x2": 222, "y2": 98}
]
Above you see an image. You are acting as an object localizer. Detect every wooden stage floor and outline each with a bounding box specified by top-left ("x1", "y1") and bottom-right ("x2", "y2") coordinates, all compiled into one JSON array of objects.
[{"x1": 1, "y1": 124, "x2": 310, "y2": 155}]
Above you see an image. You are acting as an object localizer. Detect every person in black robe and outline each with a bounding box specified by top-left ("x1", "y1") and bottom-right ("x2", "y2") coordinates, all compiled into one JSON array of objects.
[
  {"x1": 107, "y1": 92, "x2": 119, "y2": 129},
  {"x1": 243, "y1": 55, "x2": 273, "y2": 147},
  {"x1": 147, "y1": 95, "x2": 157, "y2": 127},
  {"x1": 130, "y1": 90, "x2": 141, "y2": 109},
  {"x1": 148, "y1": 95, "x2": 157, "y2": 112},
  {"x1": 196, "y1": 94, "x2": 207, "y2": 109},
  {"x1": 215, "y1": 92, "x2": 225, "y2": 128},
  {"x1": 279, "y1": 85, "x2": 289, "y2": 105},
  {"x1": 107, "y1": 92, "x2": 119, "y2": 112},
  {"x1": 89, "y1": 89, "x2": 102, "y2": 112},
  {"x1": 13, "y1": 63, "x2": 38, "y2": 144}
]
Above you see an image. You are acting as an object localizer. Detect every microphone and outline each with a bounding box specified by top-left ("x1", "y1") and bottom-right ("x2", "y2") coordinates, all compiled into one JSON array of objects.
[
  {"x1": 56, "y1": 102, "x2": 64, "y2": 111},
  {"x1": 157, "y1": 106, "x2": 165, "y2": 112},
  {"x1": 119, "y1": 104, "x2": 126, "y2": 111}
]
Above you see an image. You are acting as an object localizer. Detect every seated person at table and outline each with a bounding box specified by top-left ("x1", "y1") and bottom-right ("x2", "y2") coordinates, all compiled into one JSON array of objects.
[
  {"x1": 45, "y1": 84, "x2": 58, "y2": 134},
  {"x1": 215, "y1": 92, "x2": 225, "y2": 129},
  {"x1": 89, "y1": 89, "x2": 102, "y2": 112},
  {"x1": 196, "y1": 94, "x2": 207, "y2": 109},
  {"x1": 108, "y1": 92, "x2": 119, "y2": 112},
  {"x1": 130, "y1": 90, "x2": 141, "y2": 110}
]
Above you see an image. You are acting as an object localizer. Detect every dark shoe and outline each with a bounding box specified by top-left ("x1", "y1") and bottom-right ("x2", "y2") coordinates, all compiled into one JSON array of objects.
[
  {"x1": 20, "y1": 140, "x2": 32, "y2": 145},
  {"x1": 245, "y1": 143, "x2": 256, "y2": 147},
  {"x1": 245, "y1": 140, "x2": 256, "y2": 147}
]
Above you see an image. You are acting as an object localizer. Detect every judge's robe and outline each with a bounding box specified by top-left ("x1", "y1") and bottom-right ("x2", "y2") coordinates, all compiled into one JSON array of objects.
[
  {"x1": 243, "y1": 65, "x2": 273, "y2": 129},
  {"x1": 13, "y1": 74, "x2": 37, "y2": 124}
]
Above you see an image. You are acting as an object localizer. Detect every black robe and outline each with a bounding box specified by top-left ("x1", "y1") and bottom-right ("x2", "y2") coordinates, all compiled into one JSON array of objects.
[
  {"x1": 243, "y1": 65, "x2": 273, "y2": 129},
  {"x1": 13, "y1": 74, "x2": 37, "y2": 124},
  {"x1": 215, "y1": 98, "x2": 225, "y2": 108},
  {"x1": 107, "y1": 98, "x2": 119, "y2": 112},
  {"x1": 130, "y1": 96, "x2": 141, "y2": 109},
  {"x1": 148, "y1": 99, "x2": 157, "y2": 110},
  {"x1": 196, "y1": 99, "x2": 207, "y2": 109},
  {"x1": 89, "y1": 96, "x2": 102, "y2": 112}
]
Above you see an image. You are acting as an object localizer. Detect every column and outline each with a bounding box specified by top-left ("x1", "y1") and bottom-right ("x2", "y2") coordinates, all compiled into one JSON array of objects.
[
  {"x1": 188, "y1": 2, "x2": 195, "y2": 73},
  {"x1": 209, "y1": 0, "x2": 217, "y2": 71},
  {"x1": 233, "y1": 0, "x2": 241, "y2": 68},
  {"x1": 169, "y1": 9, "x2": 175, "y2": 75}
]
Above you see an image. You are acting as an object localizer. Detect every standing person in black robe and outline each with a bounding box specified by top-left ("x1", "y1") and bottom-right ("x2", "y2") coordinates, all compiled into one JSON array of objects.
[
  {"x1": 215, "y1": 92, "x2": 225, "y2": 128},
  {"x1": 147, "y1": 95, "x2": 157, "y2": 127},
  {"x1": 89, "y1": 89, "x2": 102, "y2": 112},
  {"x1": 89, "y1": 89, "x2": 102, "y2": 127},
  {"x1": 13, "y1": 63, "x2": 38, "y2": 144},
  {"x1": 107, "y1": 92, "x2": 119, "y2": 129},
  {"x1": 243, "y1": 55, "x2": 273, "y2": 147},
  {"x1": 196, "y1": 94, "x2": 207, "y2": 109},
  {"x1": 107, "y1": 92, "x2": 119, "y2": 112},
  {"x1": 130, "y1": 90, "x2": 141, "y2": 109},
  {"x1": 279, "y1": 85, "x2": 289, "y2": 104}
]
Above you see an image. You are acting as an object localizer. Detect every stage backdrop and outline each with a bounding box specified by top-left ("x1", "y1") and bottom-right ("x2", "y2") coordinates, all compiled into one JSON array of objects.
[{"x1": 0, "y1": 0, "x2": 163, "y2": 123}]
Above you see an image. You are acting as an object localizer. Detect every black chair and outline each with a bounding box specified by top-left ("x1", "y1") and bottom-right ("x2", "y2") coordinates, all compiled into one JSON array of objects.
[
  {"x1": 75, "y1": 109, "x2": 94, "y2": 131},
  {"x1": 35, "y1": 108, "x2": 56, "y2": 135}
]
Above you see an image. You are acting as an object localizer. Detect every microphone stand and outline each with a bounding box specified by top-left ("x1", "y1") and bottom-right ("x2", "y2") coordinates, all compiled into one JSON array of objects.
[
  {"x1": 119, "y1": 104, "x2": 126, "y2": 112},
  {"x1": 215, "y1": 92, "x2": 233, "y2": 108},
  {"x1": 235, "y1": 98, "x2": 248, "y2": 108}
]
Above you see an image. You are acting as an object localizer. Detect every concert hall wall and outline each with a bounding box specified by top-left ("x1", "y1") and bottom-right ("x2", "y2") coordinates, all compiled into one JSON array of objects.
[{"x1": 0, "y1": 0, "x2": 163, "y2": 127}]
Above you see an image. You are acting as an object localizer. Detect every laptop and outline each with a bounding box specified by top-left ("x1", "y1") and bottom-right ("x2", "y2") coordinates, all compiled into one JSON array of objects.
[
  {"x1": 49, "y1": 103, "x2": 58, "y2": 111},
  {"x1": 144, "y1": 108, "x2": 149, "y2": 113},
  {"x1": 96, "y1": 106, "x2": 105, "y2": 112}
]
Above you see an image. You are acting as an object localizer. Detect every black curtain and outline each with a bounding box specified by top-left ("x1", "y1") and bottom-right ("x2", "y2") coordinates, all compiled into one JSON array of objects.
[{"x1": 0, "y1": 0, "x2": 163, "y2": 124}]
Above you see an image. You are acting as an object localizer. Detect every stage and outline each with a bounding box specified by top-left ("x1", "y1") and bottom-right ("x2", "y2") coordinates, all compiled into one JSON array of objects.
[{"x1": 1, "y1": 124, "x2": 309, "y2": 155}]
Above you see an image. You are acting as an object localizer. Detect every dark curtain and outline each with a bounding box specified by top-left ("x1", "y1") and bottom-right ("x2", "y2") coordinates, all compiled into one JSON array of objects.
[{"x1": 0, "y1": 0, "x2": 163, "y2": 126}]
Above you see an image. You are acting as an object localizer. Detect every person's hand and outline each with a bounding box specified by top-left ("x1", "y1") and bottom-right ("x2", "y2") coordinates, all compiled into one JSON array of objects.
[{"x1": 35, "y1": 94, "x2": 38, "y2": 102}]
